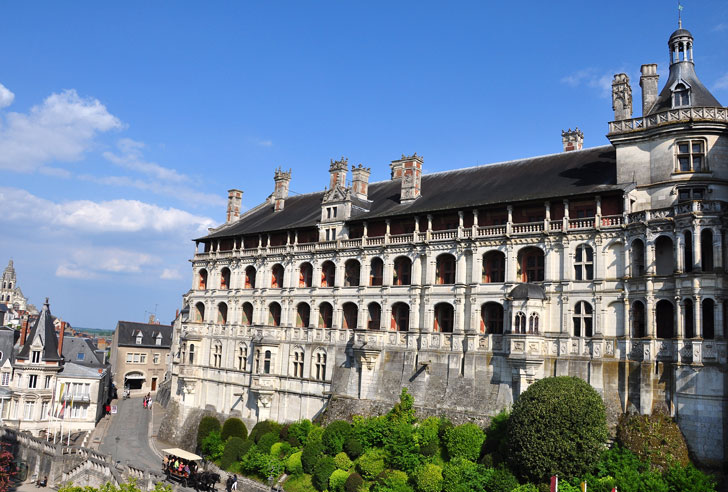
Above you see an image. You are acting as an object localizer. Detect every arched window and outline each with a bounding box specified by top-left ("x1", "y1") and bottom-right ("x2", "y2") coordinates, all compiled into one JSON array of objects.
[
  {"x1": 632, "y1": 301, "x2": 645, "y2": 338},
  {"x1": 263, "y1": 350, "x2": 272, "y2": 374},
  {"x1": 701, "y1": 229, "x2": 714, "y2": 272},
  {"x1": 518, "y1": 247, "x2": 544, "y2": 282},
  {"x1": 187, "y1": 344, "x2": 195, "y2": 364},
  {"x1": 631, "y1": 239, "x2": 645, "y2": 276},
  {"x1": 703, "y1": 298, "x2": 715, "y2": 339},
  {"x1": 244, "y1": 266, "x2": 256, "y2": 289},
  {"x1": 574, "y1": 245, "x2": 594, "y2": 280},
  {"x1": 342, "y1": 302, "x2": 358, "y2": 330},
  {"x1": 268, "y1": 302, "x2": 281, "y2": 327},
  {"x1": 344, "y1": 260, "x2": 360, "y2": 287},
  {"x1": 369, "y1": 258, "x2": 384, "y2": 286},
  {"x1": 655, "y1": 236, "x2": 674, "y2": 276},
  {"x1": 220, "y1": 267, "x2": 230, "y2": 290},
  {"x1": 514, "y1": 312, "x2": 526, "y2": 334},
  {"x1": 241, "y1": 302, "x2": 253, "y2": 326},
  {"x1": 314, "y1": 351, "x2": 327, "y2": 381},
  {"x1": 321, "y1": 261, "x2": 335, "y2": 287},
  {"x1": 393, "y1": 257, "x2": 412, "y2": 286},
  {"x1": 237, "y1": 344, "x2": 247, "y2": 371},
  {"x1": 271, "y1": 264, "x2": 284, "y2": 288},
  {"x1": 436, "y1": 254, "x2": 456, "y2": 284},
  {"x1": 684, "y1": 299, "x2": 694, "y2": 338},
  {"x1": 482, "y1": 251, "x2": 505, "y2": 283},
  {"x1": 194, "y1": 302, "x2": 205, "y2": 323},
  {"x1": 573, "y1": 301, "x2": 593, "y2": 337},
  {"x1": 318, "y1": 302, "x2": 333, "y2": 328},
  {"x1": 217, "y1": 303, "x2": 228, "y2": 325},
  {"x1": 391, "y1": 303, "x2": 409, "y2": 331},
  {"x1": 296, "y1": 303, "x2": 310, "y2": 328},
  {"x1": 656, "y1": 299, "x2": 674, "y2": 338},
  {"x1": 198, "y1": 269, "x2": 208, "y2": 290},
  {"x1": 292, "y1": 349, "x2": 304, "y2": 378},
  {"x1": 299, "y1": 262, "x2": 313, "y2": 287},
  {"x1": 481, "y1": 302, "x2": 503, "y2": 334},
  {"x1": 367, "y1": 303, "x2": 381, "y2": 330},
  {"x1": 529, "y1": 313, "x2": 539, "y2": 334},
  {"x1": 212, "y1": 341, "x2": 222, "y2": 368},
  {"x1": 434, "y1": 303, "x2": 454, "y2": 332}
]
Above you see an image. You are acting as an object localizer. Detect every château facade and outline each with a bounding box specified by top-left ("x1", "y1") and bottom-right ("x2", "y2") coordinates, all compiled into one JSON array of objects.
[{"x1": 169, "y1": 25, "x2": 728, "y2": 465}]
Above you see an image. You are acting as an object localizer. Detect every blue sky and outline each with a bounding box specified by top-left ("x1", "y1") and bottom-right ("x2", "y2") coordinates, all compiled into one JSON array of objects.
[{"x1": 1, "y1": 1, "x2": 727, "y2": 329}]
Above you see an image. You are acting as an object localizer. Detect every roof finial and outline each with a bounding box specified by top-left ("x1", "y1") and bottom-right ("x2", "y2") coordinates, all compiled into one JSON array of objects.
[{"x1": 678, "y1": 0, "x2": 683, "y2": 28}]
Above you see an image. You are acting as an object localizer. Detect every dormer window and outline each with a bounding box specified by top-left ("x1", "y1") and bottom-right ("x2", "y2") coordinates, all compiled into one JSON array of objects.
[
  {"x1": 32, "y1": 351, "x2": 41, "y2": 363},
  {"x1": 676, "y1": 140, "x2": 705, "y2": 172},
  {"x1": 155, "y1": 333, "x2": 162, "y2": 346},
  {"x1": 136, "y1": 332, "x2": 143, "y2": 345},
  {"x1": 672, "y1": 83, "x2": 690, "y2": 108}
]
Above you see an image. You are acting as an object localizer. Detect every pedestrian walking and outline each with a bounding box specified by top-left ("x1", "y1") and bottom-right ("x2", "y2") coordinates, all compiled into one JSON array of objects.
[
  {"x1": 225, "y1": 475, "x2": 232, "y2": 492},
  {"x1": 231, "y1": 474, "x2": 238, "y2": 491},
  {"x1": 143, "y1": 397, "x2": 147, "y2": 409}
]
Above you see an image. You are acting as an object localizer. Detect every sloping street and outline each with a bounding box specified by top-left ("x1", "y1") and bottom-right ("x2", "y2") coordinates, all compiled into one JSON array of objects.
[{"x1": 99, "y1": 397, "x2": 160, "y2": 471}]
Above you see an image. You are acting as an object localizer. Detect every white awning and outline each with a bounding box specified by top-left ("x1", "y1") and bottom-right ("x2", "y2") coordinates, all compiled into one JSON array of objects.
[
  {"x1": 124, "y1": 374, "x2": 146, "y2": 380},
  {"x1": 163, "y1": 448, "x2": 202, "y2": 461}
]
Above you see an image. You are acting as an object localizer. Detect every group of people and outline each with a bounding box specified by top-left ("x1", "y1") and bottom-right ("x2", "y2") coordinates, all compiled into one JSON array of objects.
[
  {"x1": 163, "y1": 455, "x2": 197, "y2": 478},
  {"x1": 142, "y1": 393, "x2": 152, "y2": 409},
  {"x1": 225, "y1": 474, "x2": 238, "y2": 492}
]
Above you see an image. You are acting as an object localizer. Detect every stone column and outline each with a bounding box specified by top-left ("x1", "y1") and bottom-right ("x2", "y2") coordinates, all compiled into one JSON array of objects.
[
  {"x1": 472, "y1": 248, "x2": 483, "y2": 284},
  {"x1": 382, "y1": 255, "x2": 392, "y2": 286},
  {"x1": 383, "y1": 304, "x2": 392, "y2": 331},
  {"x1": 623, "y1": 297, "x2": 631, "y2": 338},
  {"x1": 675, "y1": 297, "x2": 683, "y2": 339},
  {"x1": 715, "y1": 298, "x2": 724, "y2": 339},
  {"x1": 693, "y1": 223, "x2": 702, "y2": 272},
  {"x1": 456, "y1": 252, "x2": 467, "y2": 284},
  {"x1": 646, "y1": 296, "x2": 655, "y2": 338},
  {"x1": 333, "y1": 303, "x2": 342, "y2": 330},
  {"x1": 313, "y1": 263, "x2": 322, "y2": 288},
  {"x1": 412, "y1": 254, "x2": 423, "y2": 286},
  {"x1": 695, "y1": 295, "x2": 702, "y2": 338},
  {"x1": 311, "y1": 305, "x2": 320, "y2": 328},
  {"x1": 713, "y1": 226, "x2": 723, "y2": 270},
  {"x1": 646, "y1": 239, "x2": 656, "y2": 276},
  {"x1": 411, "y1": 298, "x2": 421, "y2": 332},
  {"x1": 423, "y1": 306, "x2": 434, "y2": 333},
  {"x1": 676, "y1": 232, "x2": 685, "y2": 273},
  {"x1": 506, "y1": 243, "x2": 517, "y2": 283},
  {"x1": 335, "y1": 260, "x2": 345, "y2": 287}
]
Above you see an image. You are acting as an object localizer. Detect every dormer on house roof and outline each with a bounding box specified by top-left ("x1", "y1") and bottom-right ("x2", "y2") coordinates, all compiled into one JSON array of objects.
[{"x1": 16, "y1": 298, "x2": 62, "y2": 363}]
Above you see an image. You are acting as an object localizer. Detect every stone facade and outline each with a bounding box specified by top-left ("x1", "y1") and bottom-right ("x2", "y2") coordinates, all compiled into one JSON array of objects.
[
  {"x1": 110, "y1": 320, "x2": 172, "y2": 395},
  {"x1": 168, "y1": 25, "x2": 728, "y2": 466}
]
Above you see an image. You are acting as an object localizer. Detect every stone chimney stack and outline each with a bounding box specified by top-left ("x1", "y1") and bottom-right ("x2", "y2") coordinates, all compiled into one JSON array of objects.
[
  {"x1": 391, "y1": 153, "x2": 423, "y2": 203},
  {"x1": 273, "y1": 168, "x2": 292, "y2": 212},
  {"x1": 640, "y1": 64, "x2": 659, "y2": 115},
  {"x1": 611, "y1": 73, "x2": 633, "y2": 121},
  {"x1": 226, "y1": 189, "x2": 243, "y2": 223},
  {"x1": 561, "y1": 128, "x2": 584, "y2": 152},
  {"x1": 351, "y1": 164, "x2": 371, "y2": 200},
  {"x1": 329, "y1": 158, "x2": 348, "y2": 189},
  {"x1": 58, "y1": 320, "x2": 65, "y2": 358},
  {"x1": 20, "y1": 315, "x2": 28, "y2": 346}
]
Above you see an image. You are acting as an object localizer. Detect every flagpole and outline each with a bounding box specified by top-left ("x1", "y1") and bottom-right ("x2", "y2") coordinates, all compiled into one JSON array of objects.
[{"x1": 67, "y1": 392, "x2": 74, "y2": 446}]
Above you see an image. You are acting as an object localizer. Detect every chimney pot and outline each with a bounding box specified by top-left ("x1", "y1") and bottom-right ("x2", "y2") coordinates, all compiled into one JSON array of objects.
[
  {"x1": 639, "y1": 64, "x2": 659, "y2": 116},
  {"x1": 273, "y1": 168, "x2": 292, "y2": 212},
  {"x1": 351, "y1": 164, "x2": 371, "y2": 200},
  {"x1": 611, "y1": 73, "x2": 633, "y2": 121},
  {"x1": 328, "y1": 158, "x2": 348, "y2": 189},
  {"x1": 561, "y1": 128, "x2": 584, "y2": 152},
  {"x1": 226, "y1": 189, "x2": 243, "y2": 223},
  {"x1": 391, "y1": 153, "x2": 423, "y2": 202}
]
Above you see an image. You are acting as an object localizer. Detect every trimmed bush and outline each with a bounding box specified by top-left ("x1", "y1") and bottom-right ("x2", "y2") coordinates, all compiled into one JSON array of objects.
[
  {"x1": 616, "y1": 412, "x2": 690, "y2": 472},
  {"x1": 221, "y1": 417, "x2": 248, "y2": 441},
  {"x1": 257, "y1": 431, "x2": 279, "y2": 454},
  {"x1": 287, "y1": 420, "x2": 312, "y2": 446},
  {"x1": 302, "y1": 439, "x2": 324, "y2": 474},
  {"x1": 664, "y1": 463, "x2": 717, "y2": 492},
  {"x1": 322, "y1": 420, "x2": 352, "y2": 455},
  {"x1": 484, "y1": 409, "x2": 509, "y2": 464},
  {"x1": 343, "y1": 437, "x2": 363, "y2": 459},
  {"x1": 239, "y1": 438, "x2": 254, "y2": 457},
  {"x1": 375, "y1": 470, "x2": 412, "y2": 492},
  {"x1": 444, "y1": 423, "x2": 485, "y2": 462},
  {"x1": 200, "y1": 430, "x2": 224, "y2": 461},
  {"x1": 334, "y1": 452, "x2": 353, "y2": 471},
  {"x1": 507, "y1": 376, "x2": 608, "y2": 483},
  {"x1": 414, "y1": 463, "x2": 443, "y2": 492},
  {"x1": 344, "y1": 472, "x2": 364, "y2": 492},
  {"x1": 285, "y1": 451, "x2": 303, "y2": 476},
  {"x1": 329, "y1": 469, "x2": 350, "y2": 492},
  {"x1": 312, "y1": 456, "x2": 337, "y2": 491},
  {"x1": 357, "y1": 449, "x2": 386, "y2": 480},
  {"x1": 220, "y1": 436, "x2": 246, "y2": 470},
  {"x1": 249, "y1": 420, "x2": 281, "y2": 443},
  {"x1": 197, "y1": 415, "x2": 222, "y2": 449},
  {"x1": 385, "y1": 421, "x2": 422, "y2": 474},
  {"x1": 441, "y1": 458, "x2": 486, "y2": 492},
  {"x1": 486, "y1": 466, "x2": 519, "y2": 492}
]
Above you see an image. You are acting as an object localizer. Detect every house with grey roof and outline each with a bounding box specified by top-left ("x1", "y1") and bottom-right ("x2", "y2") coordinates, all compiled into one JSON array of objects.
[{"x1": 110, "y1": 319, "x2": 173, "y2": 395}]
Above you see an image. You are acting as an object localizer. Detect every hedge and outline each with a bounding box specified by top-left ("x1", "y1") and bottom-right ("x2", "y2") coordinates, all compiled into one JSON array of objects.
[
  {"x1": 221, "y1": 417, "x2": 248, "y2": 442},
  {"x1": 196, "y1": 416, "x2": 221, "y2": 449},
  {"x1": 220, "y1": 437, "x2": 246, "y2": 470},
  {"x1": 312, "y1": 456, "x2": 336, "y2": 491}
]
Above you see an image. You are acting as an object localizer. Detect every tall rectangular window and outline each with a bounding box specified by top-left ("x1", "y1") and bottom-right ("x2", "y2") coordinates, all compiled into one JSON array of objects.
[
  {"x1": 677, "y1": 140, "x2": 705, "y2": 172},
  {"x1": 153, "y1": 353, "x2": 160, "y2": 364},
  {"x1": 28, "y1": 375, "x2": 38, "y2": 389},
  {"x1": 44, "y1": 376, "x2": 52, "y2": 389},
  {"x1": 24, "y1": 401, "x2": 34, "y2": 420},
  {"x1": 1, "y1": 373, "x2": 9, "y2": 386},
  {"x1": 32, "y1": 351, "x2": 41, "y2": 363}
]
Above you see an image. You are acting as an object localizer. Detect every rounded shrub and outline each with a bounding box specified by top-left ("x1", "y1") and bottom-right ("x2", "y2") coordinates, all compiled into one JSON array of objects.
[
  {"x1": 376, "y1": 470, "x2": 411, "y2": 492},
  {"x1": 249, "y1": 420, "x2": 281, "y2": 443},
  {"x1": 287, "y1": 419, "x2": 313, "y2": 446},
  {"x1": 302, "y1": 439, "x2": 324, "y2": 474},
  {"x1": 239, "y1": 438, "x2": 254, "y2": 457},
  {"x1": 329, "y1": 469, "x2": 350, "y2": 492},
  {"x1": 221, "y1": 417, "x2": 248, "y2": 441},
  {"x1": 486, "y1": 466, "x2": 519, "y2": 492},
  {"x1": 257, "y1": 431, "x2": 279, "y2": 454},
  {"x1": 507, "y1": 376, "x2": 609, "y2": 483},
  {"x1": 312, "y1": 456, "x2": 337, "y2": 491},
  {"x1": 285, "y1": 450, "x2": 303, "y2": 476},
  {"x1": 616, "y1": 412, "x2": 690, "y2": 472},
  {"x1": 334, "y1": 451, "x2": 353, "y2": 471},
  {"x1": 343, "y1": 436, "x2": 363, "y2": 459},
  {"x1": 197, "y1": 415, "x2": 222, "y2": 448},
  {"x1": 414, "y1": 463, "x2": 443, "y2": 492},
  {"x1": 344, "y1": 472, "x2": 364, "y2": 492},
  {"x1": 442, "y1": 458, "x2": 486, "y2": 492},
  {"x1": 357, "y1": 448, "x2": 386, "y2": 480},
  {"x1": 444, "y1": 423, "x2": 485, "y2": 462},
  {"x1": 220, "y1": 436, "x2": 246, "y2": 470},
  {"x1": 322, "y1": 420, "x2": 352, "y2": 455}
]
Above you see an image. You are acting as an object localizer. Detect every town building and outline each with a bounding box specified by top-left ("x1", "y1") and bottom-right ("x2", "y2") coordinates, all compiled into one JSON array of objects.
[
  {"x1": 168, "y1": 24, "x2": 727, "y2": 466},
  {"x1": 0, "y1": 260, "x2": 33, "y2": 314},
  {"x1": 110, "y1": 319, "x2": 173, "y2": 394}
]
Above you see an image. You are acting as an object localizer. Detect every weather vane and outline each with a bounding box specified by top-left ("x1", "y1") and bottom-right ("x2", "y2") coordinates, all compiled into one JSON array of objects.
[{"x1": 678, "y1": 1, "x2": 684, "y2": 28}]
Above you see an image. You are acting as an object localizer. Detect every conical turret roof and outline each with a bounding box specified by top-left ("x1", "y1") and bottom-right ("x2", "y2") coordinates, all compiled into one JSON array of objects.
[{"x1": 17, "y1": 298, "x2": 61, "y2": 362}]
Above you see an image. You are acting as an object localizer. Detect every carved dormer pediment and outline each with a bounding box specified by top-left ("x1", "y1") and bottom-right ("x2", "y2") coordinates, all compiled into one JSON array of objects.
[{"x1": 322, "y1": 185, "x2": 350, "y2": 204}]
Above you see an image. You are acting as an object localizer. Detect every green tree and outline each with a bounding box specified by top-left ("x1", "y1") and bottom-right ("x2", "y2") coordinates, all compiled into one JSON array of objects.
[
  {"x1": 287, "y1": 419, "x2": 313, "y2": 446},
  {"x1": 249, "y1": 420, "x2": 281, "y2": 443},
  {"x1": 357, "y1": 448, "x2": 387, "y2": 480},
  {"x1": 221, "y1": 417, "x2": 248, "y2": 442},
  {"x1": 302, "y1": 439, "x2": 325, "y2": 474},
  {"x1": 312, "y1": 456, "x2": 337, "y2": 491},
  {"x1": 197, "y1": 415, "x2": 222, "y2": 450},
  {"x1": 322, "y1": 420, "x2": 353, "y2": 455},
  {"x1": 664, "y1": 463, "x2": 716, "y2": 492},
  {"x1": 385, "y1": 421, "x2": 422, "y2": 474},
  {"x1": 220, "y1": 436, "x2": 246, "y2": 470},
  {"x1": 286, "y1": 451, "x2": 304, "y2": 476},
  {"x1": 388, "y1": 387, "x2": 417, "y2": 425},
  {"x1": 343, "y1": 436, "x2": 363, "y2": 459},
  {"x1": 483, "y1": 409, "x2": 509, "y2": 464},
  {"x1": 373, "y1": 470, "x2": 414, "y2": 492},
  {"x1": 507, "y1": 376, "x2": 608, "y2": 483},
  {"x1": 414, "y1": 463, "x2": 443, "y2": 492},
  {"x1": 441, "y1": 458, "x2": 487, "y2": 492},
  {"x1": 444, "y1": 423, "x2": 485, "y2": 462},
  {"x1": 334, "y1": 452, "x2": 353, "y2": 471},
  {"x1": 329, "y1": 469, "x2": 351, "y2": 492},
  {"x1": 201, "y1": 430, "x2": 225, "y2": 461},
  {"x1": 344, "y1": 472, "x2": 364, "y2": 492}
]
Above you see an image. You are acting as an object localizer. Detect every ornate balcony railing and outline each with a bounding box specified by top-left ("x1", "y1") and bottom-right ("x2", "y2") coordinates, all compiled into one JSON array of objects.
[{"x1": 608, "y1": 106, "x2": 728, "y2": 134}]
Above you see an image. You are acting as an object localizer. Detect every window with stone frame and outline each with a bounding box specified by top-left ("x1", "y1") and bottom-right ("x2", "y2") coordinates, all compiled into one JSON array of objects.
[
  {"x1": 314, "y1": 351, "x2": 327, "y2": 381},
  {"x1": 271, "y1": 264, "x2": 284, "y2": 288},
  {"x1": 672, "y1": 83, "x2": 690, "y2": 108},
  {"x1": 220, "y1": 267, "x2": 231, "y2": 290},
  {"x1": 528, "y1": 313, "x2": 539, "y2": 334},
  {"x1": 241, "y1": 302, "x2": 253, "y2": 326},
  {"x1": 482, "y1": 251, "x2": 505, "y2": 283},
  {"x1": 481, "y1": 302, "x2": 504, "y2": 334},
  {"x1": 367, "y1": 303, "x2": 381, "y2": 330},
  {"x1": 318, "y1": 302, "x2": 333, "y2": 328},
  {"x1": 44, "y1": 376, "x2": 51, "y2": 388},
  {"x1": 344, "y1": 260, "x2": 360, "y2": 287},
  {"x1": 573, "y1": 301, "x2": 593, "y2": 337},
  {"x1": 244, "y1": 266, "x2": 256, "y2": 289},
  {"x1": 198, "y1": 269, "x2": 208, "y2": 290},
  {"x1": 321, "y1": 261, "x2": 336, "y2": 287},
  {"x1": 1, "y1": 372, "x2": 9, "y2": 386},
  {"x1": 519, "y1": 248, "x2": 544, "y2": 282},
  {"x1": 263, "y1": 350, "x2": 272, "y2": 374},
  {"x1": 369, "y1": 258, "x2": 384, "y2": 286},
  {"x1": 574, "y1": 245, "x2": 594, "y2": 280},
  {"x1": 436, "y1": 254, "x2": 456, "y2": 284},
  {"x1": 32, "y1": 351, "x2": 41, "y2": 363},
  {"x1": 153, "y1": 353, "x2": 160, "y2": 364},
  {"x1": 393, "y1": 257, "x2": 412, "y2": 285},
  {"x1": 390, "y1": 303, "x2": 409, "y2": 331},
  {"x1": 292, "y1": 350, "x2": 304, "y2": 378},
  {"x1": 28, "y1": 374, "x2": 38, "y2": 389},
  {"x1": 268, "y1": 302, "x2": 282, "y2": 327},
  {"x1": 188, "y1": 344, "x2": 195, "y2": 364},
  {"x1": 299, "y1": 263, "x2": 313, "y2": 287},
  {"x1": 212, "y1": 342, "x2": 222, "y2": 368},
  {"x1": 676, "y1": 139, "x2": 705, "y2": 172},
  {"x1": 237, "y1": 344, "x2": 248, "y2": 371},
  {"x1": 514, "y1": 311, "x2": 526, "y2": 334}
]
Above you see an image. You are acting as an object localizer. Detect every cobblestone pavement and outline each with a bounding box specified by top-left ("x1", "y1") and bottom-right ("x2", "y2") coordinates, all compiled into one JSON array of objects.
[{"x1": 99, "y1": 397, "x2": 160, "y2": 471}]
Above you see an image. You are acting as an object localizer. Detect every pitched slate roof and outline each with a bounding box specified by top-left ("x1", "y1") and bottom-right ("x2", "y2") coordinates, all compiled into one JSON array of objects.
[
  {"x1": 17, "y1": 299, "x2": 61, "y2": 362},
  {"x1": 649, "y1": 61, "x2": 722, "y2": 114},
  {"x1": 62, "y1": 336, "x2": 106, "y2": 366},
  {"x1": 201, "y1": 145, "x2": 619, "y2": 240},
  {"x1": 59, "y1": 361, "x2": 107, "y2": 379},
  {"x1": 115, "y1": 321, "x2": 173, "y2": 348}
]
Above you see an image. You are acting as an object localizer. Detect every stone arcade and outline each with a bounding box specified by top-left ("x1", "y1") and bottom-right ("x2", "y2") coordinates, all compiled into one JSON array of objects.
[{"x1": 168, "y1": 25, "x2": 728, "y2": 465}]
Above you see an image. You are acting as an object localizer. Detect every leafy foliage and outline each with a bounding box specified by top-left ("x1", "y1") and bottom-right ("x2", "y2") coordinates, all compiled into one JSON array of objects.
[
  {"x1": 0, "y1": 443, "x2": 16, "y2": 492},
  {"x1": 616, "y1": 412, "x2": 690, "y2": 472},
  {"x1": 286, "y1": 451, "x2": 304, "y2": 476},
  {"x1": 441, "y1": 458, "x2": 487, "y2": 492},
  {"x1": 388, "y1": 388, "x2": 416, "y2": 425},
  {"x1": 239, "y1": 447, "x2": 284, "y2": 479},
  {"x1": 302, "y1": 439, "x2": 324, "y2": 474},
  {"x1": 352, "y1": 415, "x2": 391, "y2": 450},
  {"x1": 357, "y1": 449, "x2": 387, "y2": 480},
  {"x1": 329, "y1": 469, "x2": 351, "y2": 492},
  {"x1": 416, "y1": 417, "x2": 441, "y2": 457},
  {"x1": 483, "y1": 409, "x2": 509, "y2": 464},
  {"x1": 343, "y1": 436, "x2": 363, "y2": 459},
  {"x1": 413, "y1": 463, "x2": 443, "y2": 492},
  {"x1": 385, "y1": 421, "x2": 422, "y2": 474},
  {"x1": 312, "y1": 456, "x2": 337, "y2": 491},
  {"x1": 507, "y1": 376, "x2": 608, "y2": 483},
  {"x1": 201, "y1": 430, "x2": 224, "y2": 461},
  {"x1": 257, "y1": 431, "x2": 279, "y2": 454},
  {"x1": 485, "y1": 466, "x2": 519, "y2": 492},
  {"x1": 322, "y1": 420, "x2": 353, "y2": 455},
  {"x1": 287, "y1": 419, "x2": 314, "y2": 447},
  {"x1": 373, "y1": 470, "x2": 413, "y2": 492},
  {"x1": 249, "y1": 420, "x2": 282, "y2": 443},
  {"x1": 220, "y1": 436, "x2": 247, "y2": 470},
  {"x1": 334, "y1": 452, "x2": 353, "y2": 471},
  {"x1": 58, "y1": 481, "x2": 173, "y2": 492},
  {"x1": 344, "y1": 472, "x2": 364, "y2": 492},
  {"x1": 221, "y1": 417, "x2": 248, "y2": 442},
  {"x1": 270, "y1": 441, "x2": 293, "y2": 459},
  {"x1": 444, "y1": 423, "x2": 485, "y2": 462},
  {"x1": 664, "y1": 463, "x2": 716, "y2": 492},
  {"x1": 197, "y1": 416, "x2": 221, "y2": 450}
]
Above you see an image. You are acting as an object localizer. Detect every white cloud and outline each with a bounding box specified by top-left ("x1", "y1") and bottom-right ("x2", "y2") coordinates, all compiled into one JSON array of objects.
[
  {"x1": 714, "y1": 72, "x2": 728, "y2": 91},
  {"x1": 0, "y1": 83, "x2": 14, "y2": 109},
  {"x1": 161, "y1": 268, "x2": 183, "y2": 280},
  {"x1": 56, "y1": 264, "x2": 98, "y2": 279},
  {"x1": 0, "y1": 89, "x2": 122, "y2": 172},
  {"x1": 561, "y1": 68, "x2": 617, "y2": 98},
  {"x1": 713, "y1": 23, "x2": 728, "y2": 32},
  {"x1": 56, "y1": 247, "x2": 159, "y2": 279},
  {"x1": 246, "y1": 136, "x2": 273, "y2": 147},
  {"x1": 103, "y1": 138, "x2": 189, "y2": 183}
]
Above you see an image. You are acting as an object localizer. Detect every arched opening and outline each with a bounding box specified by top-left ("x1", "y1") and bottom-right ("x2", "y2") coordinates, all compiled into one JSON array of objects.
[
  {"x1": 435, "y1": 254, "x2": 456, "y2": 285},
  {"x1": 271, "y1": 264, "x2": 284, "y2": 288},
  {"x1": 220, "y1": 267, "x2": 230, "y2": 290},
  {"x1": 318, "y1": 302, "x2": 333, "y2": 328},
  {"x1": 198, "y1": 269, "x2": 208, "y2": 290},
  {"x1": 299, "y1": 262, "x2": 313, "y2": 287},
  {"x1": 367, "y1": 303, "x2": 381, "y2": 330},
  {"x1": 188, "y1": 344, "x2": 195, "y2": 364},
  {"x1": 369, "y1": 258, "x2": 383, "y2": 286},
  {"x1": 514, "y1": 312, "x2": 526, "y2": 334},
  {"x1": 244, "y1": 266, "x2": 256, "y2": 289},
  {"x1": 703, "y1": 298, "x2": 715, "y2": 339},
  {"x1": 673, "y1": 83, "x2": 690, "y2": 107},
  {"x1": 321, "y1": 261, "x2": 335, "y2": 287},
  {"x1": 684, "y1": 299, "x2": 694, "y2": 338},
  {"x1": 217, "y1": 302, "x2": 228, "y2": 325},
  {"x1": 344, "y1": 260, "x2": 361, "y2": 287},
  {"x1": 574, "y1": 245, "x2": 594, "y2": 280},
  {"x1": 518, "y1": 247, "x2": 544, "y2": 282},
  {"x1": 434, "y1": 303, "x2": 454, "y2": 332},
  {"x1": 482, "y1": 251, "x2": 505, "y2": 283},
  {"x1": 608, "y1": 302, "x2": 625, "y2": 337},
  {"x1": 124, "y1": 371, "x2": 145, "y2": 391},
  {"x1": 655, "y1": 236, "x2": 674, "y2": 276},
  {"x1": 296, "y1": 303, "x2": 310, "y2": 328},
  {"x1": 268, "y1": 302, "x2": 281, "y2": 327},
  {"x1": 194, "y1": 302, "x2": 205, "y2": 323},
  {"x1": 656, "y1": 299, "x2": 674, "y2": 338},
  {"x1": 342, "y1": 302, "x2": 358, "y2": 329},
  {"x1": 393, "y1": 257, "x2": 412, "y2": 286},
  {"x1": 701, "y1": 229, "x2": 714, "y2": 272},
  {"x1": 481, "y1": 302, "x2": 504, "y2": 334},
  {"x1": 683, "y1": 231, "x2": 693, "y2": 273},
  {"x1": 573, "y1": 301, "x2": 593, "y2": 337},
  {"x1": 390, "y1": 303, "x2": 410, "y2": 331},
  {"x1": 631, "y1": 239, "x2": 645, "y2": 276},
  {"x1": 529, "y1": 313, "x2": 539, "y2": 334},
  {"x1": 241, "y1": 302, "x2": 253, "y2": 326},
  {"x1": 632, "y1": 301, "x2": 645, "y2": 338}
]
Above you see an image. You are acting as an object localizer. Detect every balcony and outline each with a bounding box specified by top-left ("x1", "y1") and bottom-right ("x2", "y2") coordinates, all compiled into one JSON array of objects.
[{"x1": 608, "y1": 106, "x2": 728, "y2": 135}]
